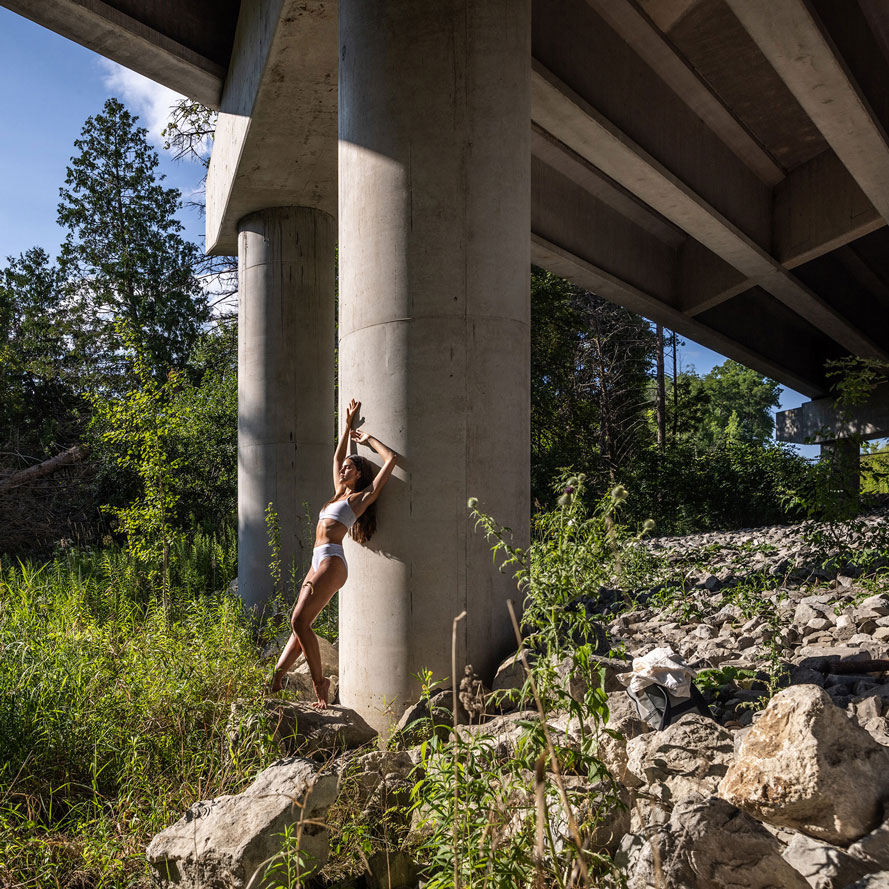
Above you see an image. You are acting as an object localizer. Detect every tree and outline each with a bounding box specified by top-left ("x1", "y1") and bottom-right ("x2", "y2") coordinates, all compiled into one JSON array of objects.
[
  {"x1": 57, "y1": 98, "x2": 209, "y2": 390},
  {"x1": 531, "y1": 268, "x2": 655, "y2": 502},
  {"x1": 670, "y1": 360, "x2": 781, "y2": 449},
  {"x1": 0, "y1": 247, "x2": 79, "y2": 454}
]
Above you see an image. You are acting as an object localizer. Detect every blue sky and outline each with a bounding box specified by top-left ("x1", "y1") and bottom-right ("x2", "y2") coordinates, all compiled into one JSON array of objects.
[{"x1": 0, "y1": 7, "x2": 817, "y2": 454}]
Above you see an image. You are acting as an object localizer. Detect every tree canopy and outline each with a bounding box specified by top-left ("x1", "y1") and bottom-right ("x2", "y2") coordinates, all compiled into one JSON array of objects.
[{"x1": 57, "y1": 97, "x2": 209, "y2": 389}]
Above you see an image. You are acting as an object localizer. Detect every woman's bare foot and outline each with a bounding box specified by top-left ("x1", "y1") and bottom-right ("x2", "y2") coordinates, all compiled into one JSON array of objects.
[{"x1": 312, "y1": 676, "x2": 331, "y2": 710}]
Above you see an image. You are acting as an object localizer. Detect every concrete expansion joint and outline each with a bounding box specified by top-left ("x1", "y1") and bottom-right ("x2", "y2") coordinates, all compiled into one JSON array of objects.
[
  {"x1": 239, "y1": 259, "x2": 319, "y2": 272},
  {"x1": 339, "y1": 315, "x2": 530, "y2": 339}
]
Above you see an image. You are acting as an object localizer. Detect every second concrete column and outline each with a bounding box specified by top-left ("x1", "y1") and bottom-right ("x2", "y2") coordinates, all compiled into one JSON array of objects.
[
  {"x1": 338, "y1": 0, "x2": 531, "y2": 729},
  {"x1": 237, "y1": 207, "x2": 335, "y2": 612}
]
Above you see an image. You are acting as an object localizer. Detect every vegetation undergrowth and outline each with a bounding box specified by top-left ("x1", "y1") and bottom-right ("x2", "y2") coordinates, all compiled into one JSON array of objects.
[
  {"x1": 397, "y1": 474, "x2": 650, "y2": 889},
  {"x1": 0, "y1": 532, "x2": 285, "y2": 889}
]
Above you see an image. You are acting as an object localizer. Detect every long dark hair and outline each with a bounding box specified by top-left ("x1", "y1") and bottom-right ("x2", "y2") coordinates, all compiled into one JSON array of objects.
[{"x1": 323, "y1": 454, "x2": 377, "y2": 543}]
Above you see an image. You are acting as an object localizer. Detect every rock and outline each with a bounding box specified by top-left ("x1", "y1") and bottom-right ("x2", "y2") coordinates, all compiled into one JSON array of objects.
[
  {"x1": 854, "y1": 596, "x2": 889, "y2": 621},
  {"x1": 719, "y1": 685, "x2": 889, "y2": 844},
  {"x1": 390, "y1": 689, "x2": 455, "y2": 747},
  {"x1": 848, "y1": 807, "x2": 889, "y2": 868},
  {"x1": 491, "y1": 650, "x2": 527, "y2": 703},
  {"x1": 282, "y1": 670, "x2": 340, "y2": 705},
  {"x1": 291, "y1": 635, "x2": 339, "y2": 676},
  {"x1": 272, "y1": 702, "x2": 378, "y2": 760},
  {"x1": 625, "y1": 715, "x2": 734, "y2": 805},
  {"x1": 795, "y1": 603, "x2": 824, "y2": 626},
  {"x1": 598, "y1": 696, "x2": 652, "y2": 786},
  {"x1": 781, "y1": 833, "x2": 880, "y2": 889},
  {"x1": 553, "y1": 653, "x2": 627, "y2": 703},
  {"x1": 147, "y1": 756, "x2": 339, "y2": 888},
  {"x1": 337, "y1": 749, "x2": 415, "y2": 813},
  {"x1": 844, "y1": 875, "x2": 889, "y2": 889},
  {"x1": 626, "y1": 795, "x2": 810, "y2": 889},
  {"x1": 455, "y1": 710, "x2": 539, "y2": 760},
  {"x1": 366, "y1": 850, "x2": 420, "y2": 889}
]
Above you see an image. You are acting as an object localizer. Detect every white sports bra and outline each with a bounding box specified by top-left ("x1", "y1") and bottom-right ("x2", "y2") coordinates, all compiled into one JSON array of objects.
[{"x1": 319, "y1": 496, "x2": 357, "y2": 529}]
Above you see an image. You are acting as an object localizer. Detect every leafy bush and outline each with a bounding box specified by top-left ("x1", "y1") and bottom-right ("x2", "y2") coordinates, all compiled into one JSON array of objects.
[{"x1": 623, "y1": 439, "x2": 812, "y2": 535}]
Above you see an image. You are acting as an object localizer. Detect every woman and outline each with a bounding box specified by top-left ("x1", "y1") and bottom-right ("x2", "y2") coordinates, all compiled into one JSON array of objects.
[{"x1": 271, "y1": 398, "x2": 398, "y2": 707}]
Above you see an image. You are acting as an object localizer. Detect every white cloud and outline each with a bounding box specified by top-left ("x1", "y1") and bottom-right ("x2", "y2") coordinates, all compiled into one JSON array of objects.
[{"x1": 98, "y1": 59, "x2": 184, "y2": 149}]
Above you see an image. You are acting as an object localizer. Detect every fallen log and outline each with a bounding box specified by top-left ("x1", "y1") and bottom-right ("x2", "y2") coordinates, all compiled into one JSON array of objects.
[{"x1": 0, "y1": 446, "x2": 86, "y2": 494}]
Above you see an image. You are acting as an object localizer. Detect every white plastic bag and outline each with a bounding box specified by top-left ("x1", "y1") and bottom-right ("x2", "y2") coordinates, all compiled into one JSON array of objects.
[{"x1": 617, "y1": 646, "x2": 697, "y2": 699}]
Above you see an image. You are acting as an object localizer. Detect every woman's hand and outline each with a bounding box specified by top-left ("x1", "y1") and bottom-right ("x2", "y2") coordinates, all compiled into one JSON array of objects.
[
  {"x1": 350, "y1": 429, "x2": 371, "y2": 445},
  {"x1": 345, "y1": 398, "x2": 361, "y2": 427}
]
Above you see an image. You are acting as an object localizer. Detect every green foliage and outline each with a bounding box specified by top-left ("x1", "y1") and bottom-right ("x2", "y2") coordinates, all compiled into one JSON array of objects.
[
  {"x1": 0, "y1": 539, "x2": 276, "y2": 888},
  {"x1": 670, "y1": 360, "x2": 781, "y2": 449},
  {"x1": 408, "y1": 482, "x2": 639, "y2": 888},
  {"x1": 862, "y1": 443, "x2": 889, "y2": 495},
  {"x1": 90, "y1": 324, "x2": 184, "y2": 595},
  {"x1": 0, "y1": 247, "x2": 82, "y2": 455},
  {"x1": 166, "y1": 322, "x2": 238, "y2": 529},
  {"x1": 695, "y1": 666, "x2": 758, "y2": 691},
  {"x1": 531, "y1": 267, "x2": 655, "y2": 506},
  {"x1": 623, "y1": 438, "x2": 812, "y2": 535},
  {"x1": 472, "y1": 473, "x2": 655, "y2": 628},
  {"x1": 57, "y1": 97, "x2": 209, "y2": 389}
]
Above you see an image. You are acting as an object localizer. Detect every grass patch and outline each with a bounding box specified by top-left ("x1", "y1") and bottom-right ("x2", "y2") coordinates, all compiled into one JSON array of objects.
[{"x1": 0, "y1": 536, "x2": 284, "y2": 888}]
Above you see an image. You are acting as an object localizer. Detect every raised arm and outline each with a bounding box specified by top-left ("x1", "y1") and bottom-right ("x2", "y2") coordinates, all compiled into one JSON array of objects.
[
  {"x1": 350, "y1": 429, "x2": 398, "y2": 509},
  {"x1": 334, "y1": 399, "x2": 360, "y2": 490}
]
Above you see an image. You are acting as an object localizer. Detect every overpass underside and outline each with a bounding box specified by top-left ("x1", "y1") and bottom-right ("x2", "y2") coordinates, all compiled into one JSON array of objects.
[{"x1": 7, "y1": 0, "x2": 889, "y2": 727}]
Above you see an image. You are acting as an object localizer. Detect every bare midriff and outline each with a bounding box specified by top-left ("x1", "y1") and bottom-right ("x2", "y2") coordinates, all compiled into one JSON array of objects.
[{"x1": 315, "y1": 517, "x2": 348, "y2": 546}]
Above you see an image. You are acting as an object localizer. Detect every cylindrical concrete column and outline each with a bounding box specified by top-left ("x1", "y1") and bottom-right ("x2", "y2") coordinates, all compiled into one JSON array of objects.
[
  {"x1": 338, "y1": 0, "x2": 531, "y2": 729},
  {"x1": 238, "y1": 207, "x2": 335, "y2": 612},
  {"x1": 819, "y1": 439, "x2": 861, "y2": 518}
]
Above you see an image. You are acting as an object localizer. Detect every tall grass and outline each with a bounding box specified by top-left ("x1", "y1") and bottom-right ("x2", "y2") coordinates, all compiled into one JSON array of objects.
[{"x1": 0, "y1": 530, "x2": 283, "y2": 888}]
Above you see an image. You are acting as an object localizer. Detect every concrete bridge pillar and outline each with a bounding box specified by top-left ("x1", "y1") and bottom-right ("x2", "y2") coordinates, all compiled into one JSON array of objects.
[
  {"x1": 237, "y1": 207, "x2": 336, "y2": 612},
  {"x1": 819, "y1": 439, "x2": 861, "y2": 517},
  {"x1": 337, "y1": 0, "x2": 531, "y2": 729}
]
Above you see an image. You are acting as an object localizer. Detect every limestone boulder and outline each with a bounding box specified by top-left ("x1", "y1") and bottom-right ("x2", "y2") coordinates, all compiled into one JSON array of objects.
[
  {"x1": 847, "y1": 806, "x2": 889, "y2": 869},
  {"x1": 598, "y1": 706, "x2": 652, "y2": 787},
  {"x1": 272, "y1": 701, "x2": 378, "y2": 760},
  {"x1": 781, "y1": 833, "x2": 880, "y2": 889},
  {"x1": 491, "y1": 649, "x2": 529, "y2": 704},
  {"x1": 719, "y1": 685, "x2": 889, "y2": 845},
  {"x1": 337, "y1": 749, "x2": 416, "y2": 814},
  {"x1": 625, "y1": 715, "x2": 734, "y2": 805},
  {"x1": 147, "y1": 756, "x2": 339, "y2": 888},
  {"x1": 290, "y1": 635, "x2": 339, "y2": 676},
  {"x1": 845, "y1": 876, "x2": 889, "y2": 889},
  {"x1": 281, "y1": 670, "x2": 340, "y2": 705},
  {"x1": 623, "y1": 795, "x2": 810, "y2": 889}
]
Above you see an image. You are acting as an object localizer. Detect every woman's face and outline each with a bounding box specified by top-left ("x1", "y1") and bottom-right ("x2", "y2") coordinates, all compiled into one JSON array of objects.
[{"x1": 340, "y1": 459, "x2": 359, "y2": 487}]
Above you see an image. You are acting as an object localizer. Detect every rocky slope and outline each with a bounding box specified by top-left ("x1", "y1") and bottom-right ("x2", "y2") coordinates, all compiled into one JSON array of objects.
[{"x1": 148, "y1": 511, "x2": 889, "y2": 889}]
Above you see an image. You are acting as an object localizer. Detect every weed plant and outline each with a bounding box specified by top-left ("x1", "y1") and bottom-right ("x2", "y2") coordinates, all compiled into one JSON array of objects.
[
  {"x1": 406, "y1": 476, "x2": 643, "y2": 888},
  {"x1": 0, "y1": 533, "x2": 281, "y2": 888}
]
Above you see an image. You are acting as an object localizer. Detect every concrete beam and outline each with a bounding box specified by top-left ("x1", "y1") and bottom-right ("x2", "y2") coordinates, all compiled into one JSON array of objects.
[
  {"x1": 2, "y1": 0, "x2": 225, "y2": 107},
  {"x1": 531, "y1": 60, "x2": 889, "y2": 362},
  {"x1": 205, "y1": 0, "x2": 337, "y2": 256},
  {"x1": 531, "y1": 232, "x2": 826, "y2": 398},
  {"x1": 679, "y1": 148, "x2": 885, "y2": 316},
  {"x1": 777, "y1": 383, "x2": 889, "y2": 444},
  {"x1": 773, "y1": 149, "x2": 885, "y2": 269},
  {"x1": 531, "y1": 156, "x2": 677, "y2": 308},
  {"x1": 726, "y1": 0, "x2": 889, "y2": 227},
  {"x1": 584, "y1": 0, "x2": 784, "y2": 186}
]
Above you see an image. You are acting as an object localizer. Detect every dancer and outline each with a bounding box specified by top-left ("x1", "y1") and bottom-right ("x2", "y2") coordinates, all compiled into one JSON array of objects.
[{"x1": 271, "y1": 399, "x2": 397, "y2": 707}]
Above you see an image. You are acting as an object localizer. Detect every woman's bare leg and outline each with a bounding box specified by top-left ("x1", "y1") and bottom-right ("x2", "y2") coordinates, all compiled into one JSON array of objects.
[
  {"x1": 270, "y1": 569, "x2": 314, "y2": 691},
  {"x1": 291, "y1": 558, "x2": 346, "y2": 709},
  {"x1": 271, "y1": 633, "x2": 303, "y2": 692}
]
